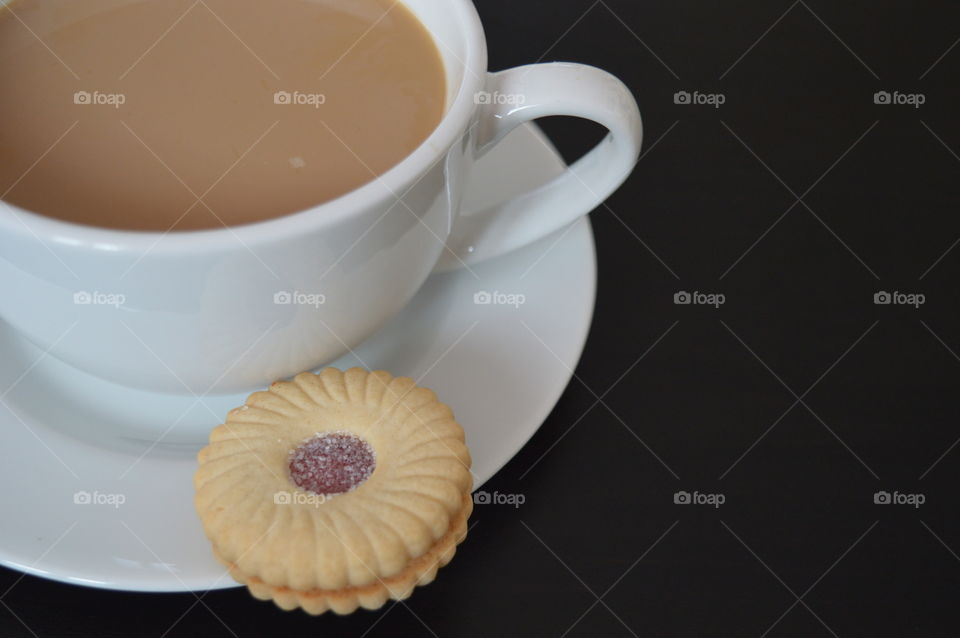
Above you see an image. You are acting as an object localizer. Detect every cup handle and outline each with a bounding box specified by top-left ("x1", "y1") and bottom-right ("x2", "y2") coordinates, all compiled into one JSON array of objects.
[{"x1": 433, "y1": 62, "x2": 642, "y2": 272}]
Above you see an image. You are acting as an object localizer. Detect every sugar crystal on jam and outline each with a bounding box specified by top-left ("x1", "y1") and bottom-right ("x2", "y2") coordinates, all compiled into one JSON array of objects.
[{"x1": 289, "y1": 431, "x2": 376, "y2": 496}]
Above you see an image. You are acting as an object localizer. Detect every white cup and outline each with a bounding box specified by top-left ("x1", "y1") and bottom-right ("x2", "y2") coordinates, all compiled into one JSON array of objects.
[{"x1": 0, "y1": 0, "x2": 642, "y2": 395}]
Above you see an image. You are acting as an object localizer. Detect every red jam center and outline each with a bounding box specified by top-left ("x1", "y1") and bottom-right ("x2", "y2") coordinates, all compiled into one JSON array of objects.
[{"x1": 288, "y1": 432, "x2": 375, "y2": 495}]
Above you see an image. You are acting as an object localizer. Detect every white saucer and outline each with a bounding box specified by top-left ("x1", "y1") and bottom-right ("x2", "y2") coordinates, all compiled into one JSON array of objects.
[{"x1": 0, "y1": 123, "x2": 596, "y2": 592}]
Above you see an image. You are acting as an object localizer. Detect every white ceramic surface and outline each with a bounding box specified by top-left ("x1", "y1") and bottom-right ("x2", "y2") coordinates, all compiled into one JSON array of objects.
[
  {"x1": 0, "y1": 0, "x2": 640, "y2": 396},
  {"x1": 0, "y1": 123, "x2": 597, "y2": 592}
]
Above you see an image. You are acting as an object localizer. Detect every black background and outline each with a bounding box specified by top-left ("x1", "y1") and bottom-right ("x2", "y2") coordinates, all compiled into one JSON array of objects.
[{"x1": 4, "y1": 0, "x2": 960, "y2": 636}]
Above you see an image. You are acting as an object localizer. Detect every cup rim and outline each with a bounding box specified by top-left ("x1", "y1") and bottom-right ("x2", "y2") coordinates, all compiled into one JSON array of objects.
[{"x1": 0, "y1": 0, "x2": 487, "y2": 253}]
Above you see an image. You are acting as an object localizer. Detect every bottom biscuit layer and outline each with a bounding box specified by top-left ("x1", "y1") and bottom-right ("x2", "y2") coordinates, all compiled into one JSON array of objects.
[{"x1": 215, "y1": 494, "x2": 473, "y2": 615}]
